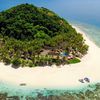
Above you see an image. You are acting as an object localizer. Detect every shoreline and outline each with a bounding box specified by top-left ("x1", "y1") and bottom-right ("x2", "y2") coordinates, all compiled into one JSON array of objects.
[{"x1": 0, "y1": 25, "x2": 100, "y2": 89}]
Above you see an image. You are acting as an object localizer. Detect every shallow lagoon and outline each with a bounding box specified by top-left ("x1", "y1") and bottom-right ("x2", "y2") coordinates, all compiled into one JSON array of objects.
[
  {"x1": 70, "y1": 21, "x2": 100, "y2": 47},
  {"x1": 0, "y1": 81, "x2": 99, "y2": 100}
]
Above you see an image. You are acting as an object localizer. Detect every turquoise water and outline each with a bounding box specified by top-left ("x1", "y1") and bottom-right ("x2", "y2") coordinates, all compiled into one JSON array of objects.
[
  {"x1": 70, "y1": 21, "x2": 100, "y2": 48},
  {"x1": 0, "y1": 81, "x2": 98, "y2": 99}
]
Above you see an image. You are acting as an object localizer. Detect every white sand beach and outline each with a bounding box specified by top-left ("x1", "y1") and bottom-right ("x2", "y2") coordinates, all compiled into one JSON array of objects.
[{"x1": 0, "y1": 25, "x2": 100, "y2": 89}]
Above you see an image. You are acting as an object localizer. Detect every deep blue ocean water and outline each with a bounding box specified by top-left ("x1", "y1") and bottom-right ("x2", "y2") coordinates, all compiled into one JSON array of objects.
[{"x1": 0, "y1": 0, "x2": 100, "y2": 99}]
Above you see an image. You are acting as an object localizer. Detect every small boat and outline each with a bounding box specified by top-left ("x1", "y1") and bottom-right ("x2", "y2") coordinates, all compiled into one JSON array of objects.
[
  {"x1": 20, "y1": 83, "x2": 26, "y2": 86},
  {"x1": 78, "y1": 79, "x2": 84, "y2": 83}
]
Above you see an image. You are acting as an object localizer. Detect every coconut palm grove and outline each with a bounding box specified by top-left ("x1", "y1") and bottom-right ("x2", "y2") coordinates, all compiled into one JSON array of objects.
[{"x1": 0, "y1": 4, "x2": 88, "y2": 67}]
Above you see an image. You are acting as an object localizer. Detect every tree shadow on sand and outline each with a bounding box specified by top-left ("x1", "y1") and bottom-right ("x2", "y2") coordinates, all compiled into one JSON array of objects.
[{"x1": 11, "y1": 64, "x2": 20, "y2": 69}]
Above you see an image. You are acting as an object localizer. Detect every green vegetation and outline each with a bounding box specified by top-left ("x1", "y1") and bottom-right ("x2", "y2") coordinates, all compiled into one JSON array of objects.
[
  {"x1": 12, "y1": 58, "x2": 21, "y2": 67},
  {"x1": 67, "y1": 58, "x2": 81, "y2": 64},
  {"x1": 0, "y1": 4, "x2": 88, "y2": 67}
]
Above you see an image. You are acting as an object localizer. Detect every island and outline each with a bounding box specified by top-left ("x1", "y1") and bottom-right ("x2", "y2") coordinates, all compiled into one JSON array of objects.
[{"x1": 0, "y1": 4, "x2": 88, "y2": 67}]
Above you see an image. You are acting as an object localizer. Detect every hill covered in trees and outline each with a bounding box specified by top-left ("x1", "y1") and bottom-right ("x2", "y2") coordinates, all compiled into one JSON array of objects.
[{"x1": 0, "y1": 4, "x2": 88, "y2": 67}]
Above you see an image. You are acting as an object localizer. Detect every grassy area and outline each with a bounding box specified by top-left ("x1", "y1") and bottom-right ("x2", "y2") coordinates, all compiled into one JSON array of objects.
[{"x1": 67, "y1": 58, "x2": 81, "y2": 64}]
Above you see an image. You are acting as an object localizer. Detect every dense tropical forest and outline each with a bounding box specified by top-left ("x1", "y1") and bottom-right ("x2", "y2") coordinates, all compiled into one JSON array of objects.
[{"x1": 0, "y1": 4, "x2": 88, "y2": 67}]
